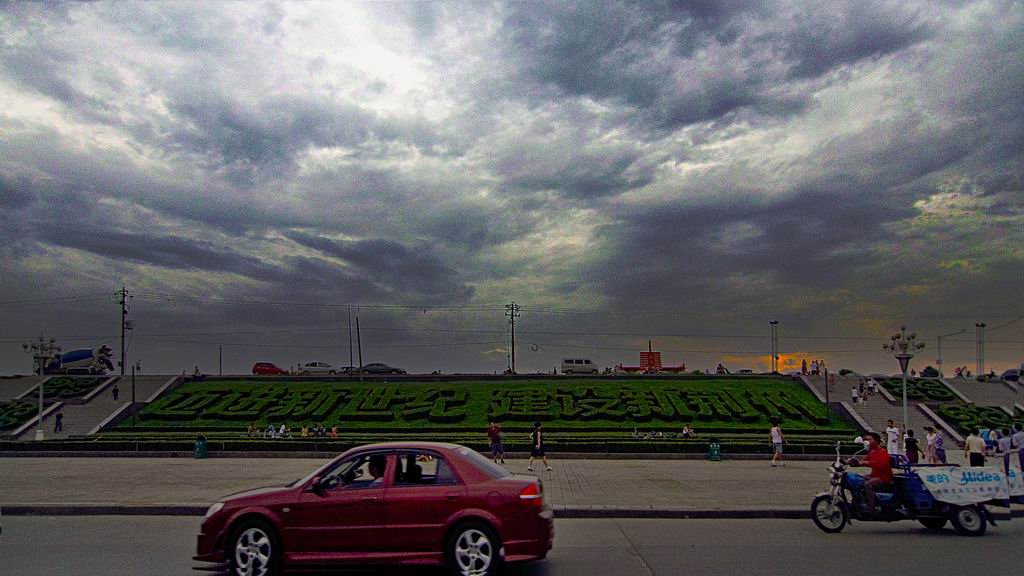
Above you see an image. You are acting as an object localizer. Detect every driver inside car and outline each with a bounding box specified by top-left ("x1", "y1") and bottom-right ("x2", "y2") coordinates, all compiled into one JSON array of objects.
[
  {"x1": 366, "y1": 455, "x2": 387, "y2": 486},
  {"x1": 847, "y1": 431, "x2": 892, "y2": 511}
]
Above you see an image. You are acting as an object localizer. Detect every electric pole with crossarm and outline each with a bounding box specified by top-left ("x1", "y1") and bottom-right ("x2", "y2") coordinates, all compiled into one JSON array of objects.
[{"x1": 505, "y1": 302, "x2": 520, "y2": 374}]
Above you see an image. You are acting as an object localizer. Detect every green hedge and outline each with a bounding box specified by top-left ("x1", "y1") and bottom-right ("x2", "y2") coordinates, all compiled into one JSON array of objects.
[
  {"x1": 24, "y1": 376, "x2": 108, "y2": 400},
  {"x1": 877, "y1": 378, "x2": 956, "y2": 402},
  {"x1": 123, "y1": 378, "x2": 852, "y2": 435},
  {"x1": 0, "y1": 399, "x2": 45, "y2": 431},
  {"x1": 936, "y1": 404, "x2": 1023, "y2": 435}
]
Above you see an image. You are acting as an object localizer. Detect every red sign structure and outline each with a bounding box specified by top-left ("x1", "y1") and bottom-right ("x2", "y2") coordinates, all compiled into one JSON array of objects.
[
  {"x1": 615, "y1": 348, "x2": 685, "y2": 374},
  {"x1": 639, "y1": 352, "x2": 662, "y2": 371}
]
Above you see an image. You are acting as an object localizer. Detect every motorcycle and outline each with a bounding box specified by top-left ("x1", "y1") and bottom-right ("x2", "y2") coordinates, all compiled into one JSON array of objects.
[{"x1": 810, "y1": 438, "x2": 994, "y2": 536}]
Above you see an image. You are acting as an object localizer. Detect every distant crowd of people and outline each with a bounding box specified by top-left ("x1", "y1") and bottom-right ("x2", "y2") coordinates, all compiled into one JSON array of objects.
[{"x1": 249, "y1": 422, "x2": 338, "y2": 439}]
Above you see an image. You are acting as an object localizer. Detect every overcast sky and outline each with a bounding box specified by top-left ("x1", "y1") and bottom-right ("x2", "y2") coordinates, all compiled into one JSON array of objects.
[{"x1": 1, "y1": 1, "x2": 1021, "y2": 376}]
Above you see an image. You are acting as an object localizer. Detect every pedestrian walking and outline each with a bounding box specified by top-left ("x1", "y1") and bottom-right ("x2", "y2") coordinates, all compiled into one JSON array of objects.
[
  {"x1": 527, "y1": 421, "x2": 552, "y2": 471},
  {"x1": 811, "y1": 360, "x2": 819, "y2": 376},
  {"x1": 1013, "y1": 423, "x2": 1024, "y2": 470},
  {"x1": 54, "y1": 410, "x2": 63, "y2": 433},
  {"x1": 487, "y1": 420, "x2": 505, "y2": 464},
  {"x1": 904, "y1": 429, "x2": 923, "y2": 464},
  {"x1": 801, "y1": 359, "x2": 808, "y2": 375},
  {"x1": 770, "y1": 420, "x2": 785, "y2": 467},
  {"x1": 868, "y1": 379, "x2": 877, "y2": 396},
  {"x1": 266, "y1": 422, "x2": 276, "y2": 438},
  {"x1": 964, "y1": 428, "x2": 986, "y2": 467},
  {"x1": 112, "y1": 383, "x2": 120, "y2": 401},
  {"x1": 997, "y1": 428, "x2": 1014, "y2": 474},
  {"x1": 933, "y1": 429, "x2": 947, "y2": 464},
  {"x1": 330, "y1": 425, "x2": 338, "y2": 439},
  {"x1": 851, "y1": 386, "x2": 859, "y2": 404},
  {"x1": 885, "y1": 420, "x2": 900, "y2": 454}
]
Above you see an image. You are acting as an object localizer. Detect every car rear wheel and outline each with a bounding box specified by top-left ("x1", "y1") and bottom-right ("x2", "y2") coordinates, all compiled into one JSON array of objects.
[
  {"x1": 300, "y1": 371, "x2": 310, "y2": 375},
  {"x1": 328, "y1": 370, "x2": 336, "y2": 375},
  {"x1": 448, "y1": 521, "x2": 500, "y2": 576},
  {"x1": 228, "y1": 518, "x2": 281, "y2": 576}
]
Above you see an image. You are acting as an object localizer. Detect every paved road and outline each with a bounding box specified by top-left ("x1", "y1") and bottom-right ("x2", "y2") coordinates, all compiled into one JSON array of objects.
[
  {"x1": 4, "y1": 456, "x2": 974, "y2": 510},
  {"x1": 2, "y1": 516, "x2": 1021, "y2": 576}
]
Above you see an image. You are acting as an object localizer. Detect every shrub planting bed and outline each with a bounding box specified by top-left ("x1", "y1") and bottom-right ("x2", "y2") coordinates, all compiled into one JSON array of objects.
[
  {"x1": 0, "y1": 399, "x2": 47, "y2": 432},
  {"x1": 935, "y1": 404, "x2": 1023, "y2": 435},
  {"x1": 22, "y1": 376, "x2": 108, "y2": 400},
  {"x1": 119, "y1": 377, "x2": 853, "y2": 439},
  {"x1": 877, "y1": 378, "x2": 956, "y2": 402}
]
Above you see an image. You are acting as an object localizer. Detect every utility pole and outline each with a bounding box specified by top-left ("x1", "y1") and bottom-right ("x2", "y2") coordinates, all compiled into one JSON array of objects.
[
  {"x1": 356, "y1": 316, "x2": 363, "y2": 369},
  {"x1": 218, "y1": 345, "x2": 223, "y2": 376},
  {"x1": 505, "y1": 302, "x2": 520, "y2": 374},
  {"x1": 975, "y1": 322, "x2": 986, "y2": 376},
  {"x1": 119, "y1": 286, "x2": 128, "y2": 375},
  {"x1": 348, "y1": 305, "x2": 354, "y2": 368},
  {"x1": 769, "y1": 320, "x2": 779, "y2": 374}
]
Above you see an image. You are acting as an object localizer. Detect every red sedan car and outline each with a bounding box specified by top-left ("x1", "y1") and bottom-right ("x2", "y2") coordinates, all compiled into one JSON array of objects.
[
  {"x1": 252, "y1": 362, "x2": 288, "y2": 375},
  {"x1": 194, "y1": 442, "x2": 553, "y2": 576}
]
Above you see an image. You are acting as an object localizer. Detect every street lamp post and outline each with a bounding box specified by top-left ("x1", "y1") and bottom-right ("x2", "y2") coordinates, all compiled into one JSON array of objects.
[
  {"x1": 936, "y1": 328, "x2": 965, "y2": 377},
  {"x1": 883, "y1": 326, "x2": 925, "y2": 437},
  {"x1": 21, "y1": 335, "x2": 62, "y2": 441}
]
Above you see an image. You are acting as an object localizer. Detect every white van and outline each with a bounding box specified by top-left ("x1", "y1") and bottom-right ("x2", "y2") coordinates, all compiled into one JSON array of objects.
[{"x1": 561, "y1": 358, "x2": 598, "y2": 374}]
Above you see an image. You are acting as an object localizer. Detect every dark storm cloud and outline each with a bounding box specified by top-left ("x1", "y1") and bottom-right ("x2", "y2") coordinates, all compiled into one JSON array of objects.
[
  {"x1": 37, "y1": 227, "x2": 284, "y2": 279},
  {"x1": 499, "y1": 1, "x2": 931, "y2": 130},
  {"x1": 285, "y1": 232, "x2": 474, "y2": 302}
]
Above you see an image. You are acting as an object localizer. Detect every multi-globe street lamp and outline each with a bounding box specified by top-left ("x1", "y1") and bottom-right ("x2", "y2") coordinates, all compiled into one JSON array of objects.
[
  {"x1": 21, "y1": 335, "x2": 61, "y2": 441},
  {"x1": 882, "y1": 326, "x2": 925, "y2": 436}
]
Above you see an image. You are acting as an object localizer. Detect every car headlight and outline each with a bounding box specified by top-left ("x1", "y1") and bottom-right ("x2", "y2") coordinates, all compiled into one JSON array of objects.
[{"x1": 205, "y1": 502, "x2": 224, "y2": 518}]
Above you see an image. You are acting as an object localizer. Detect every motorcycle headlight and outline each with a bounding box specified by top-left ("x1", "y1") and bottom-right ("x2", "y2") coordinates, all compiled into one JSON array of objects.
[{"x1": 205, "y1": 502, "x2": 224, "y2": 518}]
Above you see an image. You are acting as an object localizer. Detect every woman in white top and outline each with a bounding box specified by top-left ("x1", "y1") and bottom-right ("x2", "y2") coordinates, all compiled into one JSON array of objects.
[{"x1": 924, "y1": 428, "x2": 937, "y2": 464}]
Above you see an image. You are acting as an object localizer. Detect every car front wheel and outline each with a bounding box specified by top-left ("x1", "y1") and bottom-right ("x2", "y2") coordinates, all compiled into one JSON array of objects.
[
  {"x1": 448, "y1": 521, "x2": 500, "y2": 576},
  {"x1": 228, "y1": 518, "x2": 281, "y2": 576}
]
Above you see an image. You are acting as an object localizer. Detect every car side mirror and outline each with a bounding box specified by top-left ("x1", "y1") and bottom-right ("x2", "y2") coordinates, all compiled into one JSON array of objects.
[{"x1": 306, "y1": 476, "x2": 324, "y2": 493}]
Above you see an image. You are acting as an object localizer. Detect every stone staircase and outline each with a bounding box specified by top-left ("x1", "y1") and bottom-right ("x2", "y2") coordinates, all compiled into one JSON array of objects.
[
  {"x1": 15, "y1": 375, "x2": 179, "y2": 440},
  {"x1": 944, "y1": 378, "x2": 1020, "y2": 408},
  {"x1": 802, "y1": 375, "x2": 962, "y2": 447}
]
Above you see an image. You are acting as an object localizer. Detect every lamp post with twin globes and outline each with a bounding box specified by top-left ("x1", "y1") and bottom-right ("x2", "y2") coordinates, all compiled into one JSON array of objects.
[{"x1": 882, "y1": 326, "x2": 925, "y2": 436}]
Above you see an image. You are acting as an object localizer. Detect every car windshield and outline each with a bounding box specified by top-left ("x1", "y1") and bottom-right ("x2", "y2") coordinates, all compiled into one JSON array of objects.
[{"x1": 457, "y1": 446, "x2": 511, "y2": 479}]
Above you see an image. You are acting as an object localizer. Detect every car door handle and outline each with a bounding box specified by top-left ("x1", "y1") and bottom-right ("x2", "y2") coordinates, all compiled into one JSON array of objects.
[
  {"x1": 446, "y1": 494, "x2": 459, "y2": 501},
  {"x1": 362, "y1": 496, "x2": 380, "y2": 502}
]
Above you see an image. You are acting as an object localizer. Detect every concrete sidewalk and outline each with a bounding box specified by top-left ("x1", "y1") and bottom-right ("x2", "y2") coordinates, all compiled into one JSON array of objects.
[{"x1": 1, "y1": 453, "x2": 987, "y2": 512}]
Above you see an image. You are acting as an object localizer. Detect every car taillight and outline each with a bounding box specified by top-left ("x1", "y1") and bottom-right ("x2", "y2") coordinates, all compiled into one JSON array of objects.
[{"x1": 519, "y1": 483, "x2": 543, "y2": 508}]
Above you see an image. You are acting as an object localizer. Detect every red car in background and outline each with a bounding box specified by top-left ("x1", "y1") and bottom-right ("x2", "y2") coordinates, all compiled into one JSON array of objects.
[
  {"x1": 194, "y1": 442, "x2": 553, "y2": 576},
  {"x1": 251, "y1": 362, "x2": 288, "y2": 375}
]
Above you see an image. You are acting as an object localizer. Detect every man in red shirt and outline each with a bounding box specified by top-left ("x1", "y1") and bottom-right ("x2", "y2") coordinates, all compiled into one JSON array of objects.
[{"x1": 848, "y1": 431, "x2": 893, "y2": 511}]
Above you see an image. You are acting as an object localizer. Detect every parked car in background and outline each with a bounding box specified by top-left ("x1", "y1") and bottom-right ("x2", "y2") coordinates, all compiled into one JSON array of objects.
[
  {"x1": 561, "y1": 358, "x2": 598, "y2": 374},
  {"x1": 358, "y1": 362, "x2": 407, "y2": 375},
  {"x1": 736, "y1": 369, "x2": 754, "y2": 375},
  {"x1": 1000, "y1": 368, "x2": 1019, "y2": 382},
  {"x1": 194, "y1": 442, "x2": 553, "y2": 576},
  {"x1": 252, "y1": 362, "x2": 288, "y2": 376},
  {"x1": 298, "y1": 362, "x2": 337, "y2": 375}
]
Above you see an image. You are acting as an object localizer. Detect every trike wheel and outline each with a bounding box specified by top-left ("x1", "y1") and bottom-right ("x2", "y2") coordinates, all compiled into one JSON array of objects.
[
  {"x1": 811, "y1": 495, "x2": 848, "y2": 533},
  {"x1": 918, "y1": 517, "x2": 947, "y2": 530},
  {"x1": 950, "y1": 505, "x2": 986, "y2": 536}
]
